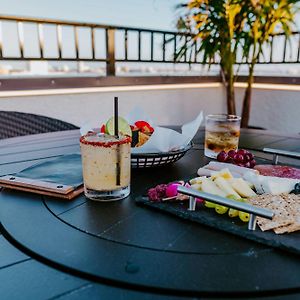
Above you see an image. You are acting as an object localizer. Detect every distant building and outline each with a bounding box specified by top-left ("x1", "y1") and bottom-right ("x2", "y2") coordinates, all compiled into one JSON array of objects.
[
  {"x1": 29, "y1": 61, "x2": 49, "y2": 75},
  {"x1": 0, "y1": 64, "x2": 13, "y2": 75}
]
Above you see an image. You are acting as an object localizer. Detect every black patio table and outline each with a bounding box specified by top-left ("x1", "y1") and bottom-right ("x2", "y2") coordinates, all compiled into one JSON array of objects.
[{"x1": 0, "y1": 128, "x2": 299, "y2": 300}]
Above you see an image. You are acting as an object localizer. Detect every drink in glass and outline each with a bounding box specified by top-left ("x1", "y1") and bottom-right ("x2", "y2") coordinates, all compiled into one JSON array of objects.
[
  {"x1": 204, "y1": 114, "x2": 241, "y2": 158},
  {"x1": 80, "y1": 132, "x2": 131, "y2": 201}
]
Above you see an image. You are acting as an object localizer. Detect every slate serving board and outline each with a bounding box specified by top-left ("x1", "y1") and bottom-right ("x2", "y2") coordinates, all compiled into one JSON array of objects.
[
  {"x1": 136, "y1": 196, "x2": 300, "y2": 256},
  {"x1": 0, "y1": 154, "x2": 83, "y2": 200}
]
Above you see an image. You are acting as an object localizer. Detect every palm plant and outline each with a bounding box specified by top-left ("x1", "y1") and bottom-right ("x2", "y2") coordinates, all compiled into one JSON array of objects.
[
  {"x1": 176, "y1": 0, "x2": 299, "y2": 128},
  {"x1": 240, "y1": 0, "x2": 299, "y2": 127},
  {"x1": 176, "y1": 0, "x2": 248, "y2": 115}
]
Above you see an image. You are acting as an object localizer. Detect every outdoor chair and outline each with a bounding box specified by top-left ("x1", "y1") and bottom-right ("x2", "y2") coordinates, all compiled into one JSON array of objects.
[{"x1": 0, "y1": 111, "x2": 79, "y2": 140}]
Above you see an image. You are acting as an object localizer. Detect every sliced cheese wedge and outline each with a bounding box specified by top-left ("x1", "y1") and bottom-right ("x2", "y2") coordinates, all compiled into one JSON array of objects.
[
  {"x1": 229, "y1": 178, "x2": 257, "y2": 198},
  {"x1": 190, "y1": 176, "x2": 207, "y2": 185},
  {"x1": 243, "y1": 172, "x2": 265, "y2": 194},
  {"x1": 214, "y1": 177, "x2": 240, "y2": 198},
  {"x1": 190, "y1": 183, "x2": 202, "y2": 191},
  {"x1": 211, "y1": 168, "x2": 234, "y2": 180},
  {"x1": 201, "y1": 178, "x2": 227, "y2": 198}
]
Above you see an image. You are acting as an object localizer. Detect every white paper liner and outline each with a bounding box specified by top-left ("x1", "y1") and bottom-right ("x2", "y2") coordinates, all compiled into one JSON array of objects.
[
  {"x1": 131, "y1": 112, "x2": 203, "y2": 154},
  {"x1": 80, "y1": 109, "x2": 203, "y2": 154}
]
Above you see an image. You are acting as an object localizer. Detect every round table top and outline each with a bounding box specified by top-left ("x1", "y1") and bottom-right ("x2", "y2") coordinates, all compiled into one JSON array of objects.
[{"x1": 0, "y1": 128, "x2": 299, "y2": 299}]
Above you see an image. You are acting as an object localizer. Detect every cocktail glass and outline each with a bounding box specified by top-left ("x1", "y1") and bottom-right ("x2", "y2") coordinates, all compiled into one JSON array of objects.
[
  {"x1": 80, "y1": 132, "x2": 131, "y2": 201},
  {"x1": 204, "y1": 114, "x2": 241, "y2": 159}
]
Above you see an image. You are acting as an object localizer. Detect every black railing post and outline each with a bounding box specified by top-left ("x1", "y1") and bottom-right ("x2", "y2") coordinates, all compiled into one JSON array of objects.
[
  {"x1": 56, "y1": 25, "x2": 62, "y2": 59},
  {"x1": 297, "y1": 33, "x2": 300, "y2": 62},
  {"x1": 17, "y1": 22, "x2": 24, "y2": 58},
  {"x1": 106, "y1": 28, "x2": 116, "y2": 76},
  {"x1": 0, "y1": 22, "x2": 3, "y2": 59}
]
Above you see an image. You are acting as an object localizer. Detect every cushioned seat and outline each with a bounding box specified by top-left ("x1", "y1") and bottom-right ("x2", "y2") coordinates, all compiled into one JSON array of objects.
[{"x1": 0, "y1": 111, "x2": 79, "y2": 139}]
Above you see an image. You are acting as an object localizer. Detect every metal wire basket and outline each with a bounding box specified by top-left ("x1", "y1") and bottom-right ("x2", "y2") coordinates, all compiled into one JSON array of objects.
[{"x1": 131, "y1": 143, "x2": 192, "y2": 168}]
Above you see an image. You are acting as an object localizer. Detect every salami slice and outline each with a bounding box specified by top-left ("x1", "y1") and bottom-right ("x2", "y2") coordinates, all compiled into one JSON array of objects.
[{"x1": 254, "y1": 165, "x2": 300, "y2": 179}]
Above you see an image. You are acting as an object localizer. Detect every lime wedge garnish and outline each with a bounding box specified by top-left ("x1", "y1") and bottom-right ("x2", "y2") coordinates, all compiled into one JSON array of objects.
[{"x1": 105, "y1": 116, "x2": 132, "y2": 137}]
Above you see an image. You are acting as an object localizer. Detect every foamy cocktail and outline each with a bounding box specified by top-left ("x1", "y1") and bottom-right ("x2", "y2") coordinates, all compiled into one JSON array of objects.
[{"x1": 80, "y1": 132, "x2": 131, "y2": 201}]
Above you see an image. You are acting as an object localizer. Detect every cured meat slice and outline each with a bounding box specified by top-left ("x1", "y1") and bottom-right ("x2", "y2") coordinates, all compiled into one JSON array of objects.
[
  {"x1": 254, "y1": 165, "x2": 300, "y2": 179},
  {"x1": 205, "y1": 161, "x2": 258, "y2": 176}
]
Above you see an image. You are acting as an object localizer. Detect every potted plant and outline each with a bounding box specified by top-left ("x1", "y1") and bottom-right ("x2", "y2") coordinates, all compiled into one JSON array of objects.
[
  {"x1": 240, "y1": 0, "x2": 299, "y2": 127},
  {"x1": 176, "y1": 0, "x2": 248, "y2": 115},
  {"x1": 175, "y1": 0, "x2": 299, "y2": 127}
]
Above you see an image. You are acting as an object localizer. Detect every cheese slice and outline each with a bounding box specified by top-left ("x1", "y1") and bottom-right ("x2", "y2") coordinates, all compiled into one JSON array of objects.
[
  {"x1": 229, "y1": 178, "x2": 257, "y2": 198},
  {"x1": 214, "y1": 177, "x2": 240, "y2": 198},
  {"x1": 243, "y1": 171, "x2": 298, "y2": 195},
  {"x1": 260, "y1": 176, "x2": 298, "y2": 195},
  {"x1": 201, "y1": 178, "x2": 227, "y2": 198},
  {"x1": 211, "y1": 168, "x2": 234, "y2": 180}
]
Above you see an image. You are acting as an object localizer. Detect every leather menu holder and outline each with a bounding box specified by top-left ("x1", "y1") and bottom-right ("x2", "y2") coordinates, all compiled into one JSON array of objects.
[{"x1": 0, "y1": 154, "x2": 84, "y2": 200}]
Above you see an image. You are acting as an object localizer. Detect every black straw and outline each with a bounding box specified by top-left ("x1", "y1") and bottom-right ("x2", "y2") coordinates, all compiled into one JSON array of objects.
[
  {"x1": 114, "y1": 96, "x2": 119, "y2": 137},
  {"x1": 114, "y1": 96, "x2": 121, "y2": 186}
]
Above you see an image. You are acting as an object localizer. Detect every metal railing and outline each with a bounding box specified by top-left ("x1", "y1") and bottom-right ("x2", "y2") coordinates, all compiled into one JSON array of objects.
[{"x1": 0, "y1": 15, "x2": 299, "y2": 76}]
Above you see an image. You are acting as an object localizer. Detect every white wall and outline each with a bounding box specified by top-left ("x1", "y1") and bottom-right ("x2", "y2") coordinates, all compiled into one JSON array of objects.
[
  {"x1": 235, "y1": 85, "x2": 300, "y2": 133},
  {"x1": 0, "y1": 84, "x2": 226, "y2": 127},
  {"x1": 0, "y1": 83, "x2": 299, "y2": 133}
]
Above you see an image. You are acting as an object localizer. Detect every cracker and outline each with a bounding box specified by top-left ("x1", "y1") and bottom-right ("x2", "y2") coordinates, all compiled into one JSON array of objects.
[
  {"x1": 248, "y1": 193, "x2": 300, "y2": 233},
  {"x1": 274, "y1": 216, "x2": 300, "y2": 234},
  {"x1": 257, "y1": 215, "x2": 293, "y2": 232}
]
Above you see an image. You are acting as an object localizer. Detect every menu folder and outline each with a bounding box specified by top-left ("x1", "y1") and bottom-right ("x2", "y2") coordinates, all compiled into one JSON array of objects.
[{"x1": 0, "y1": 154, "x2": 83, "y2": 200}]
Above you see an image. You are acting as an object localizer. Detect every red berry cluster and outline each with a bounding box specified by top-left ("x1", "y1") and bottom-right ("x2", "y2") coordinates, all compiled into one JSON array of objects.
[
  {"x1": 217, "y1": 149, "x2": 256, "y2": 168},
  {"x1": 147, "y1": 184, "x2": 168, "y2": 202}
]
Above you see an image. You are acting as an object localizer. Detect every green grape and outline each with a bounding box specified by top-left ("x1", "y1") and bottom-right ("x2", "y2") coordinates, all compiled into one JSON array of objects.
[
  {"x1": 228, "y1": 208, "x2": 239, "y2": 218},
  {"x1": 227, "y1": 194, "x2": 241, "y2": 201},
  {"x1": 204, "y1": 201, "x2": 216, "y2": 208},
  {"x1": 215, "y1": 205, "x2": 228, "y2": 214},
  {"x1": 239, "y1": 211, "x2": 250, "y2": 222}
]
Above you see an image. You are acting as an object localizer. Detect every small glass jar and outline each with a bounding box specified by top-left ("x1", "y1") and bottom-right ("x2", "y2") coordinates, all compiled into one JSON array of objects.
[{"x1": 80, "y1": 132, "x2": 131, "y2": 201}]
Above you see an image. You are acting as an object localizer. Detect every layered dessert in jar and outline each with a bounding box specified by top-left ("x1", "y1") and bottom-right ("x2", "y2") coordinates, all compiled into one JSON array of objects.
[{"x1": 80, "y1": 132, "x2": 131, "y2": 201}]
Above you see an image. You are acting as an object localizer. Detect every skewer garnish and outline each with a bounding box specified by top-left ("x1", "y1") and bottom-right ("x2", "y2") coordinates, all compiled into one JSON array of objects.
[{"x1": 148, "y1": 181, "x2": 201, "y2": 202}]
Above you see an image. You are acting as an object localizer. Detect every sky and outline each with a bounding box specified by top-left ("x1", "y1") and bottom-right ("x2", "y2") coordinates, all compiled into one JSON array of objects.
[
  {"x1": 0, "y1": 0, "x2": 299, "y2": 75},
  {"x1": 0, "y1": 0, "x2": 182, "y2": 60},
  {"x1": 0, "y1": 0, "x2": 180, "y2": 31},
  {"x1": 0, "y1": 0, "x2": 298, "y2": 30}
]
